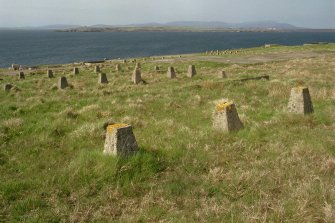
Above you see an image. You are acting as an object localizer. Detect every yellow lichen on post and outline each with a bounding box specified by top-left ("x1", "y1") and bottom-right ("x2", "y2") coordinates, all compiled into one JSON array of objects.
[
  {"x1": 213, "y1": 100, "x2": 244, "y2": 132},
  {"x1": 104, "y1": 123, "x2": 139, "y2": 156},
  {"x1": 216, "y1": 102, "x2": 233, "y2": 112},
  {"x1": 294, "y1": 86, "x2": 308, "y2": 93},
  {"x1": 107, "y1": 124, "x2": 129, "y2": 134}
]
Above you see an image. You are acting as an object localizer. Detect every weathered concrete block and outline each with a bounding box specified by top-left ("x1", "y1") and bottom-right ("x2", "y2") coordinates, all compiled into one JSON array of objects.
[
  {"x1": 94, "y1": 66, "x2": 101, "y2": 73},
  {"x1": 287, "y1": 86, "x2": 314, "y2": 114},
  {"x1": 47, "y1": 70, "x2": 54, "y2": 78},
  {"x1": 18, "y1": 72, "x2": 25, "y2": 80},
  {"x1": 116, "y1": 64, "x2": 121, "y2": 72},
  {"x1": 213, "y1": 101, "x2": 244, "y2": 132},
  {"x1": 167, "y1": 67, "x2": 176, "y2": 79},
  {"x1": 104, "y1": 124, "x2": 139, "y2": 156},
  {"x1": 4, "y1": 84, "x2": 13, "y2": 91},
  {"x1": 234, "y1": 75, "x2": 269, "y2": 83},
  {"x1": 187, "y1": 65, "x2": 196, "y2": 77},
  {"x1": 12, "y1": 64, "x2": 19, "y2": 70},
  {"x1": 99, "y1": 73, "x2": 108, "y2": 84},
  {"x1": 218, "y1": 70, "x2": 227, "y2": 78},
  {"x1": 58, "y1": 77, "x2": 68, "y2": 89},
  {"x1": 132, "y1": 68, "x2": 142, "y2": 84},
  {"x1": 73, "y1": 67, "x2": 79, "y2": 75},
  {"x1": 154, "y1": 66, "x2": 160, "y2": 71},
  {"x1": 135, "y1": 62, "x2": 141, "y2": 69}
]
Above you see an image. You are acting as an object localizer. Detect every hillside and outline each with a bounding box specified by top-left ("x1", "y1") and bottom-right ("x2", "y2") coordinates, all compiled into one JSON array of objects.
[
  {"x1": 58, "y1": 21, "x2": 299, "y2": 32},
  {"x1": 1, "y1": 44, "x2": 335, "y2": 222}
]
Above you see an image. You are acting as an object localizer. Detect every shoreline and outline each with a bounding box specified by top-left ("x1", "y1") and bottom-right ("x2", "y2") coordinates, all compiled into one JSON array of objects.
[
  {"x1": 1, "y1": 27, "x2": 335, "y2": 33},
  {"x1": 58, "y1": 28, "x2": 335, "y2": 33},
  {"x1": 1, "y1": 42, "x2": 333, "y2": 73}
]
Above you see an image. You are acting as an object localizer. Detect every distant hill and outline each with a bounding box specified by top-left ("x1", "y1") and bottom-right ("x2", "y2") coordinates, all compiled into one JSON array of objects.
[
  {"x1": 0, "y1": 24, "x2": 81, "y2": 30},
  {"x1": 128, "y1": 21, "x2": 299, "y2": 30},
  {"x1": 36, "y1": 24, "x2": 81, "y2": 30},
  {"x1": 0, "y1": 21, "x2": 300, "y2": 31}
]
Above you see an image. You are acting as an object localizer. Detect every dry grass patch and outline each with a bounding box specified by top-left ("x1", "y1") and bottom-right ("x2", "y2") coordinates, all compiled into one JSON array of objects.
[{"x1": 2, "y1": 118, "x2": 24, "y2": 129}]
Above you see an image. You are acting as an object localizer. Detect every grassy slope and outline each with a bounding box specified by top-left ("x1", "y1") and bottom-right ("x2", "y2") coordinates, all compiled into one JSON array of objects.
[{"x1": 0, "y1": 44, "x2": 335, "y2": 222}]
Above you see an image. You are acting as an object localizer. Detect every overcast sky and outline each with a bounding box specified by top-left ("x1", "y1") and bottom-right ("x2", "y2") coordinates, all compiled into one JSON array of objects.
[{"x1": 0, "y1": 0, "x2": 334, "y2": 28}]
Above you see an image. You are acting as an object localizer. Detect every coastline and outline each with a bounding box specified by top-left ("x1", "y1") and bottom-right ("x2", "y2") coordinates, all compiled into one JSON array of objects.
[{"x1": 56, "y1": 26, "x2": 335, "y2": 33}]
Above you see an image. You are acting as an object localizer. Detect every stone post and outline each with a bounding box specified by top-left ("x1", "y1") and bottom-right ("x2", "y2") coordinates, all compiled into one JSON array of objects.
[
  {"x1": 47, "y1": 69, "x2": 54, "y2": 78},
  {"x1": 135, "y1": 62, "x2": 141, "y2": 69},
  {"x1": 116, "y1": 64, "x2": 121, "y2": 72},
  {"x1": 167, "y1": 67, "x2": 176, "y2": 79},
  {"x1": 213, "y1": 101, "x2": 244, "y2": 132},
  {"x1": 4, "y1": 84, "x2": 13, "y2": 91},
  {"x1": 99, "y1": 73, "x2": 108, "y2": 84},
  {"x1": 218, "y1": 70, "x2": 227, "y2": 78},
  {"x1": 287, "y1": 86, "x2": 314, "y2": 114},
  {"x1": 94, "y1": 66, "x2": 100, "y2": 73},
  {"x1": 18, "y1": 72, "x2": 25, "y2": 80},
  {"x1": 187, "y1": 65, "x2": 196, "y2": 77},
  {"x1": 73, "y1": 67, "x2": 79, "y2": 75},
  {"x1": 58, "y1": 77, "x2": 68, "y2": 89},
  {"x1": 132, "y1": 68, "x2": 142, "y2": 84},
  {"x1": 154, "y1": 66, "x2": 160, "y2": 71},
  {"x1": 104, "y1": 124, "x2": 139, "y2": 156}
]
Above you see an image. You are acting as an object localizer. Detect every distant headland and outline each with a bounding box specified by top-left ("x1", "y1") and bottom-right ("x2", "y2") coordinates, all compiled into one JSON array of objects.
[
  {"x1": 2, "y1": 21, "x2": 335, "y2": 32},
  {"x1": 56, "y1": 21, "x2": 335, "y2": 33}
]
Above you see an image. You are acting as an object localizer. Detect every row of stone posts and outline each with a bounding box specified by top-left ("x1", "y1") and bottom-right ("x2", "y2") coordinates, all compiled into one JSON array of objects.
[
  {"x1": 13, "y1": 64, "x2": 227, "y2": 87},
  {"x1": 103, "y1": 85, "x2": 314, "y2": 156}
]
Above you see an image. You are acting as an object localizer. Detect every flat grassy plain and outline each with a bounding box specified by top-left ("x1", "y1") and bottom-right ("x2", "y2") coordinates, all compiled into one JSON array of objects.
[{"x1": 0, "y1": 44, "x2": 335, "y2": 222}]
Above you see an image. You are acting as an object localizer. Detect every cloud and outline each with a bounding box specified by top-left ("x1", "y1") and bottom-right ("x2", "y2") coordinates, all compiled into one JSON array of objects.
[{"x1": 0, "y1": 0, "x2": 334, "y2": 28}]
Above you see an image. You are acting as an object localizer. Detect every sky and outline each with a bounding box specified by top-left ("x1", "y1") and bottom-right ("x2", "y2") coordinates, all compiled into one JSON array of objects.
[{"x1": 0, "y1": 0, "x2": 334, "y2": 28}]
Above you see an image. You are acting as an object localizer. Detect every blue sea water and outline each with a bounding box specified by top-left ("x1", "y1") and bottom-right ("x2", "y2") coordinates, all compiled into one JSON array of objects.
[{"x1": 0, "y1": 30, "x2": 335, "y2": 68}]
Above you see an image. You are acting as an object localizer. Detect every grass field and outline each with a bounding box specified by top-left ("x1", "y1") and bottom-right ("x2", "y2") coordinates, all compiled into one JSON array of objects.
[{"x1": 1, "y1": 44, "x2": 335, "y2": 222}]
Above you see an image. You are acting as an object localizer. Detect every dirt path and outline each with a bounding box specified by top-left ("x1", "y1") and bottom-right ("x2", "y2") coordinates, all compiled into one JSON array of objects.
[{"x1": 155, "y1": 51, "x2": 328, "y2": 64}]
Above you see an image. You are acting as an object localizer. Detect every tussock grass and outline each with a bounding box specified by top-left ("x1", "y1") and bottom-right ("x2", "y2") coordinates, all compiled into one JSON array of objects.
[{"x1": 0, "y1": 44, "x2": 335, "y2": 222}]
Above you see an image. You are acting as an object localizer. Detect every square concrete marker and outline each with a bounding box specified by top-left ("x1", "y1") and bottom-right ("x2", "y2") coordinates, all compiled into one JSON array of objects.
[
  {"x1": 287, "y1": 86, "x2": 314, "y2": 114},
  {"x1": 4, "y1": 84, "x2": 13, "y2": 91},
  {"x1": 135, "y1": 62, "x2": 141, "y2": 69},
  {"x1": 167, "y1": 67, "x2": 176, "y2": 79},
  {"x1": 73, "y1": 67, "x2": 79, "y2": 75},
  {"x1": 132, "y1": 68, "x2": 142, "y2": 84},
  {"x1": 213, "y1": 101, "x2": 244, "y2": 132},
  {"x1": 94, "y1": 66, "x2": 101, "y2": 73},
  {"x1": 12, "y1": 64, "x2": 19, "y2": 70},
  {"x1": 218, "y1": 70, "x2": 227, "y2": 78},
  {"x1": 104, "y1": 124, "x2": 139, "y2": 156},
  {"x1": 99, "y1": 73, "x2": 108, "y2": 84},
  {"x1": 58, "y1": 76, "x2": 68, "y2": 89},
  {"x1": 187, "y1": 65, "x2": 196, "y2": 77},
  {"x1": 47, "y1": 69, "x2": 54, "y2": 78},
  {"x1": 116, "y1": 64, "x2": 121, "y2": 72},
  {"x1": 18, "y1": 72, "x2": 25, "y2": 80},
  {"x1": 154, "y1": 66, "x2": 160, "y2": 71}
]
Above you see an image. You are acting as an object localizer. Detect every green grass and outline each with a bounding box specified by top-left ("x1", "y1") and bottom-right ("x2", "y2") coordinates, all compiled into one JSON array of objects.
[{"x1": 0, "y1": 44, "x2": 335, "y2": 222}]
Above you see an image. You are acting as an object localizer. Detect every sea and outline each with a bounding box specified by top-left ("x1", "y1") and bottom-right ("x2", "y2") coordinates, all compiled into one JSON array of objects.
[{"x1": 0, "y1": 30, "x2": 335, "y2": 68}]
